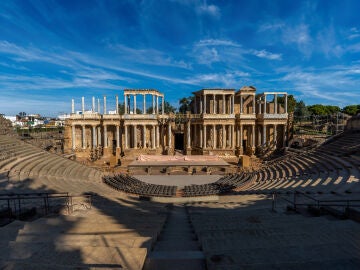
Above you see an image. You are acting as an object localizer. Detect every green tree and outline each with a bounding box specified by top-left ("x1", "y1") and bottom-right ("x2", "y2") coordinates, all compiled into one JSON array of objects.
[
  {"x1": 294, "y1": 100, "x2": 309, "y2": 118},
  {"x1": 277, "y1": 94, "x2": 296, "y2": 113},
  {"x1": 342, "y1": 105, "x2": 360, "y2": 116},
  {"x1": 178, "y1": 96, "x2": 193, "y2": 113},
  {"x1": 307, "y1": 104, "x2": 340, "y2": 115}
]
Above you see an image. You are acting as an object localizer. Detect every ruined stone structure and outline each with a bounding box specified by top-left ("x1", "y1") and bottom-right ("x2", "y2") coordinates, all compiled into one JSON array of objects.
[{"x1": 64, "y1": 87, "x2": 288, "y2": 161}]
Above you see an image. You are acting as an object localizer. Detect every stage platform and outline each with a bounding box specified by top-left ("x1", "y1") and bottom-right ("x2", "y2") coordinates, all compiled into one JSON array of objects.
[
  {"x1": 128, "y1": 155, "x2": 230, "y2": 175},
  {"x1": 134, "y1": 175, "x2": 222, "y2": 188}
]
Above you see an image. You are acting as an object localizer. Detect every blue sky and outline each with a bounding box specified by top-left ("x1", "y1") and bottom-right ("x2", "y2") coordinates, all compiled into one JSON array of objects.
[{"x1": 1, "y1": 0, "x2": 360, "y2": 116}]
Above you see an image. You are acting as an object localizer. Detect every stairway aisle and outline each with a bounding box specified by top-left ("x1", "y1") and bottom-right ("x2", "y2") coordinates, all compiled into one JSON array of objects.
[{"x1": 144, "y1": 204, "x2": 206, "y2": 270}]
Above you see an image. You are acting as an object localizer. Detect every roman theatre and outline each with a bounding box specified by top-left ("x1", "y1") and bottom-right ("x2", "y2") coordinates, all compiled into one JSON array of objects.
[{"x1": 64, "y1": 86, "x2": 288, "y2": 177}]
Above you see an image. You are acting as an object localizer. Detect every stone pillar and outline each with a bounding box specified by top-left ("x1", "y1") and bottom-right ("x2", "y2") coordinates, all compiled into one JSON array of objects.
[
  {"x1": 203, "y1": 125, "x2": 207, "y2": 149},
  {"x1": 82, "y1": 125, "x2": 86, "y2": 149},
  {"x1": 240, "y1": 95, "x2": 243, "y2": 114},
  {"x1": 152, "y1": 95, "x2": 155, "y2": 114},
  {"x1": 156, "y1": 125, "x2": 160, "y2": 147},
  {"x1": 152, "y1": 125, "x2": 156, "y2": 149},
  {"x1": 264, "y1": 94, "x2": 267, "y2": 114},
  {"x1": 71, "y1": 99, "x2": 75, "y2": 114},
  {"x1": 156, "y1": 96, "x2": 159, "y2": 114},
  {"x1": 239, "y1": 125, "x2": 243, "y2": 154},
  {"x1": 72, "y1": 125, "x2": 76, "y2": 150},
  {"x1": 200, "y1": 125, "x2": 203, "y2": 148},
  {"x1": 274, "y1": 94, "x2": 278, "y2": 114},
  {"x1": 103, "y1": 96, "x2": 107, "y2": 115},
  {"x1": 143, "y1": 125, "x2": 146, "y2": 148},
  {"x1": 82, "y1": 97, "x2": 85, "y2": 114},
  {"x1": 252, "y1": 125, "x2": 255, "y2": 149},
  {"x1": 143, "y1": 94, "x2": 146, "y2": 114},
  {"x1": 283, "y1": 125, "x2": 287, "y2": 147},
  {"x1": 273, "y1": 125, "x2": 277, "y2": 146},
  {"x1": 133, "y1": 125, "x2": 137, "y2": 148},
  {"x1": 252, "y1": 95, "x2": 256, "y2": 114},
  {"x1": 116, "y1": 125, "x2": 120, "y2": 148},
  {"x1": 231, "y1": 125, "x2": 235, "y2": 148},
  {"x1": 97, "y1": 98, "x2": 100, "y2": 113},
  {"x1": 213, "y1": 94, "x2": 216, "y2": 114},
  {"x1": 92, "y1": 97, "x2": 95, "y2": 112},
  {"x1": 92, "y1": 125, "x2": 96, "y2": 148},
  {"x1": 258, "y1": 99, "x2": 261, "y2": 114},
  {"x1": 104, "y1": 125, "x2": 108, "y2": 148},
  {"x1": 222, "y1": 94, "x2": 225, "y2": 114},
  {"x1": 97, "y1": 126, "x2": 101, "y2": 146},
  {"x1": 187, "y1": 122, "x2": 191, "y2": 149},
  {"x1": 168, "y1": 122, "x2": 172, "y2": 148},
  {"x1": 285, "y1": 94, "x2": 288, "y2": 113},
  {"x1": 115, "y1": 95, "x2": 119, "y2": 114},
  {"x1": 162, "y1": 97, "x2": 164, "y2": 115},
  {"x1": 133, "y1": 94, "x2": 137, "y2": 114},
  {"x1": 213, "y1": 124, "x2": 216, "y2": 149},
  {"x1": 262, "y1": 124, "x2": 267, "y2": 145},
  {"x1": 124, "y1": 94, "x2": 128, "y2": 114},
  {"x1": 222, "y1": 125, "x2": 226, "y2": 149},
  {"x1": 203, "y1": 94, "x2": 207, "y2": 114},
  {"x1": 124, "y1": 125, "x2": 128, "y2": 149},
  {"x1": 200, "y1": 98, "x2": 203, "y2": 114},
  {"x1": 231, "y1": 95, "x2": 235, "y2": 114}
]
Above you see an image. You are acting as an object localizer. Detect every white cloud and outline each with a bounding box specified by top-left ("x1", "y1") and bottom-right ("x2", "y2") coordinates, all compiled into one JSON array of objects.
[
  {"x1": 251, "y1": 49, "x2": 282, "y2": 60},
  {"x1": 197, "y1": 1, "x2": 220, "y2": 18},
  {"x1": 282, "y1": 23, "x2": 312, "y2": 57}
]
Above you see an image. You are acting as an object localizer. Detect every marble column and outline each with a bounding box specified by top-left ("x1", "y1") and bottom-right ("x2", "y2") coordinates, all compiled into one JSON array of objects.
[
  {"x1": 116, "y1": 125, "x2": 120, "y2": 148},
  {"x1": 240, "y1": 125, "x2": 243, "y2": 154},
  {"x1": 97, "y1": 126, "x2": 101, "y2": 146},
  {"x1": 72, "y1": 125, "x2": 76, "y2": 150},
  {"x1": 240, "y1": 95, "x2": 243, "y2": 114},
  {"x1": 133, "y1": 125, "x2": 137, "y2": 148},
  {"x1": 264, "y1": 95, "x2": 267, "y2": 114},
  {"x1": 156, "y1": 125, "x2": 160, "y2": 147},
  {"x1": 143, "y1": 94, "x2": 146, "y2": 114},
  {"x1": 262, "y1": 124, "x2": 267, "y2": 145},
  {"x1": 274, "y1": 94, "x2": 278, "y2": 114},
  {"x1": 222, "y1": 125, "x2": 226, "y2": 149},
  {"x1": 104, "y1": 125, "x2": 108, "y2": 148},
  {"x1": 162, "y1": 97, "x2": 164, "y2": 115},
  {"x1": 97, "y1": 98, "x2": 100, "y2": 113},
  {"x1": 156, "y1": 96, "x2": 159, "y2": 114},
  {"x1": 203, "y1": 94, "x2": 207, "y2": 114},
  {"x1": 124, "y1": 126, "x2": 128, "y2": 149},
  {"x1": 187, "y1": 122, "x2": 191, "y2": 148},
  {"x1": 200, "y1": 125, "x2": 203, "y2": 148},
  {"x1": 115, "y1": 95, "x2": 119, "y2": 114},
  {"x1": 124, "y1": 94, "x2": 127, "y2": 114},
  {"x1": 92, "y1": 125, "x2": 96, "y2": 148},
  {"x1": 168, "y1": 123, "x2": 172, "y2": 148},
  {"x1": 231, "y1": 125, "x2": 235, "y2": 148},
  {"x1": 213, "y1": 124, "x2": 216, "y2": 149},
  {"x1": 231, "y1": 95, "x2": 234, "y2": 114},
  {"x1": 285, "y1": 94, "x2": 288, "y2": 113},
  {"x1": 103, "y1": 96, "x2": 107, "y2": 115},
  {"x1": 152, "y1": 95, "x2": 155, "y2": 114},
  {"x1": 200, "y1": 99, "x2": 203, "y2": 114},
  {"x1": 152, "y1": 125, "x2": 156, "y2": 149},
  {"x1": 213, "y1": 94, "x2": 216, "y2": 114},
  {"x1": 203, "y1": 125, "x2": 207, "y2": 149},
  {"x1": 71, "y1": 99, "x2": 75, "y2": 114},
  {"x1": 252, "y1": 125, "x2": 255, "y2": 148},
  {"x1": 274, "y1": 124, "x2": 277, "y2": 145},
  {"x1": 82, "y1": 125, "x2": 86, "y2": 149},
  {"x1": 252, "y1": 95, "x2": 256, "y2": 114},
  {"x1": 222, "y1": 94, "x2": 225, "y2": 114},
  {"x1": 133, "y1": 95, "x2": 137, "y2": 114}
]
